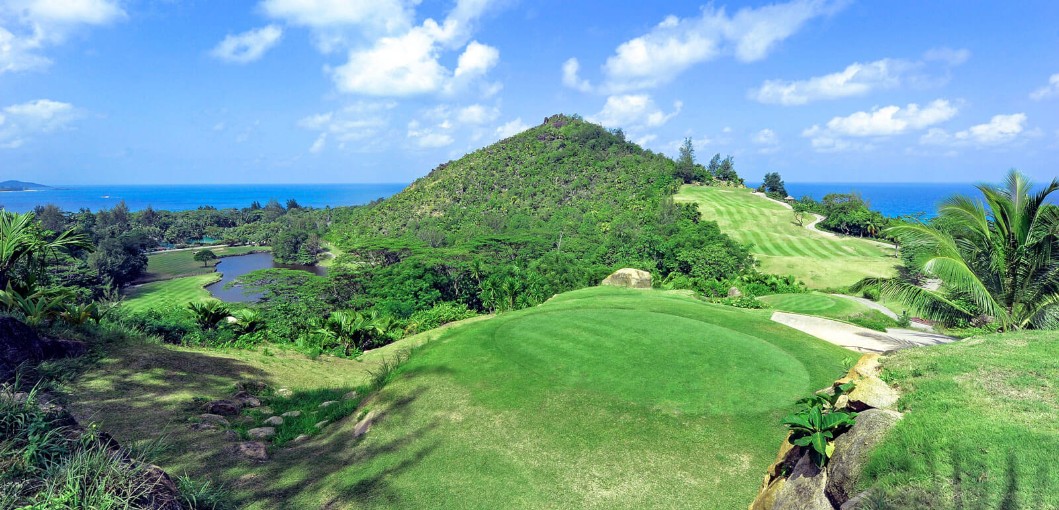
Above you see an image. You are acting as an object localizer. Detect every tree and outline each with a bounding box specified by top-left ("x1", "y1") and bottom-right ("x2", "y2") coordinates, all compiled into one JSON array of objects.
[
  {"x1": 675, "y1": 137, "x2": 696, "y2": 183},
  {"x1": 793, "y1": 210, "x2": 808, "y2": 227},
  {"x1": 194, "y1": 249, "x2": 218, "y2": 267},
  {"x1": 706, "y1": 153, "x2": 722, "y2": 177},
  {"x1": 855, "y1": 170, "x2": 1059, "y2": 331},
  {"x1": 0, "y1": 211, "x2": 92, "y2": 291},
  {"x1": 763, "y1": 172, "x2": 787, "y2": 197}
]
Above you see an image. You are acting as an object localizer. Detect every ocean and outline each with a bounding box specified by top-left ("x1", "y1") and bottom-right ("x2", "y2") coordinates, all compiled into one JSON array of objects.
[
  {"x1": 0, "y1": 183, "x2": 408, "y2": 213},
  {"x1": 747, "y1": 182, "x2": 1058, "y2": 219},
  {"x1": 1, "y1": 182, "x2": 1052, "y2": 218}
]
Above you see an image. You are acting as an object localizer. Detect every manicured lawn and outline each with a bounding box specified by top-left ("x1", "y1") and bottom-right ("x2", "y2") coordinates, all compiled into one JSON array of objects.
[
  {"x1": 675, "y1": 186, "x2": 897, "y2": 289},
  {"x1": 218, "y1": 286, "x2": 850, "y2": 508},
  {"x1": 136, "y1": 245, "x2": 268, "y2": 283},
  {"x1": 122, "y1": 273, "x2": 221, "y2": 312},
  {"x1": 759, "y1": 292, "x2": 899, "y2": 331},
  {"x1": 68, "y1": 287, "x2": 851, "y2": 508},
  {"x1": 865, "y1": 331, "x2": 1059, "y2": 508}
]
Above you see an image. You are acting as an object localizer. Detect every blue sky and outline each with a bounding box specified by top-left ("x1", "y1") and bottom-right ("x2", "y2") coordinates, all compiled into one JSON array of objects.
[{"x1": 1, "y1": 0, "x2": 1057, "y2": 184}]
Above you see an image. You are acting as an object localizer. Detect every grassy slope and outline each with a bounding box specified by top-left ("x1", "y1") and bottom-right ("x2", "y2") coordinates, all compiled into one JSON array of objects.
[
  {"x1": 122, "y1": 273, "x2": 221, "y2": 312},
  {"x1": 864, "y1": 331, "x2": 1059, "y2": 508},
  {"x1": 137, "y1": 245, "x2": 267, "y2": 283},
  {"x1": 241, "y1": 287, "x2": 851, "y2": 509},
  {"x1": 675, "y1": 186, "x2": 896, "y2": 288},
  {"x1": 63, "y1": 316, "x2": 488, "y2": 499}
]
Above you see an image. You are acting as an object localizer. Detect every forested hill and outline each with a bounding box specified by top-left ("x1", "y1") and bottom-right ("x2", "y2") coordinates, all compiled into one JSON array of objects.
[
  {"x1": 339, "y1": 114, "x2": 676, "y2": 244},
  {"x1": 329, "y1": 114, "x2": 751, "y2": 315}
]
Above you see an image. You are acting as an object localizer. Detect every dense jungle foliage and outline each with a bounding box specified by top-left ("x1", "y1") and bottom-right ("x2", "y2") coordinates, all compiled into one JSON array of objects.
[{"x1": 327, "y1": 114, "x2": 754, "y2": 317}]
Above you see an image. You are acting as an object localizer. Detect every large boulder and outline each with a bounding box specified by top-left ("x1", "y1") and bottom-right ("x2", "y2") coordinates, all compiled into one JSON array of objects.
[
  {"x1": 600, "y1": 268, "x2": 652, "y2": 289},
  {"x1": 772, "y1": 454, "x2": 835, "y2": 510},
  {"x1": 826, "y1": 409, "x2": 903, "y2": 505},
  {"x1": 0, "y1": 316, "x2": 44, "y2": 380}
]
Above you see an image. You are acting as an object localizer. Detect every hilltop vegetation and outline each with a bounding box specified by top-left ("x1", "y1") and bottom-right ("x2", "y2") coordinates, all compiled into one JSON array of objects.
[{"x1": 329, "y1": 115, "x2": 753, "y2": 318}]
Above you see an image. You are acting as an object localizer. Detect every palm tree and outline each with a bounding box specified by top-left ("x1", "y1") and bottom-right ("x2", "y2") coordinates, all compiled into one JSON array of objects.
[
  {"x1": 856, "y1": 170, "x2": 1059, "y2": 331},
  {"x1": 0, "y1": 211, "x2": 92, "y2": 291}
]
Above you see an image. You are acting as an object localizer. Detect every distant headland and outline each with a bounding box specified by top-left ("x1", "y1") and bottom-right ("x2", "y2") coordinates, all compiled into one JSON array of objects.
[{"x1": 0, "y1": 180, "x2": 51, "y2": 192}]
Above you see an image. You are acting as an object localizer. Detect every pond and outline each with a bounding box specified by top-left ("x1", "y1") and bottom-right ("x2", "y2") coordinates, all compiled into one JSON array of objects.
[{"x1": 205, "y1": 252, "x2": 326, "y2": 303}]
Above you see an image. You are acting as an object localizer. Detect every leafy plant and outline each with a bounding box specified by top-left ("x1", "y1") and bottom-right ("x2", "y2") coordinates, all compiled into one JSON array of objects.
[
  {"x1": 0, "y1": 285, "x2": 67, "y2": 326},
  {"x1": 187, "y1": 300, "x2": 231, "y2": 330},
  {"x1": 230, "y1": 308, "x2": 265, "y2": 336},
  {"x1": 782, "y1": 381, "x2": 858, "y2": 467}
]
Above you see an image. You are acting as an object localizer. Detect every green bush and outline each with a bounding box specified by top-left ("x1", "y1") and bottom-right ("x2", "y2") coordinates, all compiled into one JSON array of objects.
[
  {"x1": 861, "y1": 286, "x2": 881, "y2": 301},
  {"x1": 783, "y1": 382, "x2": 858, "y2": 467},
  {"x1": 405, "y1": 302, "x2": 477, "y2": 335},
  {"x1": 115, "y1": 306, "x2": 197, "y2": 343}
]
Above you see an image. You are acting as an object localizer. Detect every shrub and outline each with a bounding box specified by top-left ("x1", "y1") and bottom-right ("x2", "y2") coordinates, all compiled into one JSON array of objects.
[
  {"x1": 405, "y1": 302, "x2": 477, "y2": 335},
  {"x1": 115, "y1": 306, "x2": 197, "y2": 343},
  {"x1": 861, "y1": 285, "x2": 881, "y2": 301},
  {"x1": 782, "y1": 382, "x2": 858, "y2": 467}
]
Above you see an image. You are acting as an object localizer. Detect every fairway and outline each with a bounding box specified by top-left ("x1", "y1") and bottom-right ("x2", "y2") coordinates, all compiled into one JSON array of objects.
[
  {"x1": 760, "y1": 292, "x2": 869, "y2": 318},
  {"x1": 137, "y1": 245, "x2": 268, "y2": 283},
  {"x1": 220, "y1": 286, "x2": 852, "y2": 509},
  {"x1": 675, "y1": 186, "x2": 896, "y2": 288},
  {"x1": 122, "y1": 273, "x2": 220, "y2": 312}
]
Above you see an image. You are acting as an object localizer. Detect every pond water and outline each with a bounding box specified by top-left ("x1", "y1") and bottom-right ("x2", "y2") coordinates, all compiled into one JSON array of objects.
[{"x1": 205, "y1": 252, "x2": 326, "y2": 303}]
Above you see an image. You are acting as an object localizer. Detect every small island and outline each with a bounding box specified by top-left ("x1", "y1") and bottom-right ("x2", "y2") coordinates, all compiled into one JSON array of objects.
[{"x1": 0, "y1": 180, "x2": 51, "y2": 192}]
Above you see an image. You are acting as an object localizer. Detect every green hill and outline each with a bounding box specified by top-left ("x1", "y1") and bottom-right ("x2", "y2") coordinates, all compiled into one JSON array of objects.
[
  {"x1": 330, "y1": 115, "x2": 751, "y2": 315},
  {"x1": 675, "y1": 185, "x2": 896, "y2": 288}
]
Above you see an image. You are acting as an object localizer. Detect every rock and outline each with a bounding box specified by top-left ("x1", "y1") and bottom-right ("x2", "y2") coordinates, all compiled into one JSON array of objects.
[
  {"x1": 728, "y1": 286, "x2": 743, "y2": 298},
  {"x1": 223, "y1": 430, "x2": 240, "y2": 441},
  {"x1": 0, "y1": 316, "x2": 44, "y2": 381},
  {"x1": 750, "y1": 476, "x2": 786, "y2": 510},
  {"x1": 199, "y1": 414, "x2": 230, "y2": 427},
  {"x1": 247, "y1": 427, "x2": 275, "y2": 440},
  {"x1": 293, "y1": 434, "x2": 310, "y2": 443},
  {"x1": 315, "y1": 420, "x2": 329, "y2": 429},
  {"x1": 138, "y1": 464, "x2": 184, "y2": 509},
  {"x1": 343, "y1": 391, "x2": 359, "y2": 401},
  {"x1": 353, "y1": 410, "x2": 377, "y2": 438},
  {"x1": 281, "y1": 410, "x2": 301, "y2": 418},
  {"x1": 231, "y1": 390, "x2": 261, "y2": 408},
  {"x1": 846, "y1": 376, "x2": 899, "y2": 412},
  {"x1": 275, "y1": 388, "x2": 293, "y2": 398},
  {"x1": 772, "y1": 453, "x2": 835, "y2": 510},
  {"x1": 826, "y1": 409, "x2": 903, "y2": 505},
  {"x1": 319, "y1": 400, "x2": 338, "y2": 408},
  {"x1": 231, "y1": 441, "x2": 269, "y2": 461},
  {"x1": 190, "y1": 422, "x2": 219, "y2": 431},
  {"x1": 600, "y1": 268, "x2": 652, "y2": 289},
  {"x1": 236, "y1": 380, "x2": 268, "y2": 393},
  {"x1": 39, "y1": 338, "x2": 88, "y2": 359},
  {"x1": 263, "y1": 416, "x2": 284, "y2": 426},
  {"x1": 204, "y1": 399, "x2": 241, "y2": 416},
  {"x1": 839, "y1": 490, "x2": 875, "y2": 510}
]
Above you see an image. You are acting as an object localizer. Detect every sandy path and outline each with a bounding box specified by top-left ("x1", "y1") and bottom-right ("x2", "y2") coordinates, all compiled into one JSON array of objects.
[
  {"x1": 771, "y1": 311, "x2": 955, "y2": 353},
  {"x1": 830, "y1": 294, "x2": 898, "y2": 319}
]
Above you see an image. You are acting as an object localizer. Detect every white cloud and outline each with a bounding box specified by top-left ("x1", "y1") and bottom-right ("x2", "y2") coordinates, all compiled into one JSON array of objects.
[
  {"x1": 330, "y1": 1, "x2": 501, "y2": 97},
  {"x1": 752, "y1": 59, "x2": 911, "y2": 105},
  {"x1": 210, "y1": 25, "x2": 283, "y2": 64},
  {"x1": 588, "y1": 94, "x2": 682, "y2": 130},
  {"x1": 0, "y1": 99, "x2": 80, "y2": 149},
  {"x1": 920, "y1": 113, "x2": 1027, "y2": 147},
  {"x1": 562, "y1": 58, "x2": 592, "y2": 92},
  {"x1": 407, "y1": 119, "x2": 454, "y2": 148},
  {"x1": 495, "y1": 118, "x2": 529, "y2": 139},
  {"x1": 297, "y1": 101, "x2": 395, "y2": 152},
  {"x1": 456, "y1": 104, "x2": 499, "y2": 125},
  {"x1": 1030, "y1": 74, "x2": 1059, "y2": 100},
  {"x1": 802, "y1": 99, "x2": 957, "y2": 152},
  {"x1": 751, "y1": 49, "x2": 970, "y2": 105},
  {"x1": 261, "y1": 0, "x2": 413, "y2": 49},
  {"x1": 753, "y1": 128, "x2": 779, "y2": 148},
  {"x1": 0, "y1": 0, "x2": 125, "y2": 74},
  {"x1": 571, "y1": 0, "x2": 843, "y2": 92}
]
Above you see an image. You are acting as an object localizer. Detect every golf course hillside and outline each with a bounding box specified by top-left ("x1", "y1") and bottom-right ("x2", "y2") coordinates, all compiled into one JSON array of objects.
[
  {"x1": 675, "y1": 186, "x2": 896, "y2": 288},
  {"x1": 218, "y1": 286, "x2": 853, "y2": 509}
]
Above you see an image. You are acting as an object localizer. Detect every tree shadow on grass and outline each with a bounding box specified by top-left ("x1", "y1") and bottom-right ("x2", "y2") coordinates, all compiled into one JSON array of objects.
[{"x1": 235, "y1": 385, "x2": 441, "y2": 508}]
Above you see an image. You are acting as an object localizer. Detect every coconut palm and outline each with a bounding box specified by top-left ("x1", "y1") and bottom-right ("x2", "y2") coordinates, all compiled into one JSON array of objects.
[
  {"x1": 0, "y1": 211, "x2": 92, "y2": 291},
  {"x1": 856, "y1": 170, "x2": 1059, "y2": 331}
]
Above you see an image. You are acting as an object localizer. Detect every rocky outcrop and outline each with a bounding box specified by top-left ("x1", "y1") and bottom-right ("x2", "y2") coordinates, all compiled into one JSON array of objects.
[
  {"x1": 0, "y1": 317, "x2": 86, "y2": 381},
  {"x1": 600, "y1": 268, "x2": 652, "y2": 289},
  {"x1": 749, "y1": 353, "x2": 904, "y2": 510}
]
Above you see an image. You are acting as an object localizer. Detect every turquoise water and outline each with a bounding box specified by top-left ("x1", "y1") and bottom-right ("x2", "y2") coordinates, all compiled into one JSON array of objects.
[
  {"x1": 0, "y1": 183, "x2": 407, "y2": 212},
  {"x1": 747, "y1": 182, "x2": 1057, "y2": 219}
]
